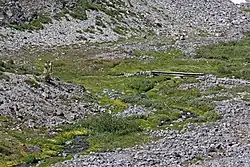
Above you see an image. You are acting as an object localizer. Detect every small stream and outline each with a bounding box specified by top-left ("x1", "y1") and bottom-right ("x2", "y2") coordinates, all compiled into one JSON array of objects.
[{"x1": 16, "y1": 135, "x2": 89, "y2": 167}]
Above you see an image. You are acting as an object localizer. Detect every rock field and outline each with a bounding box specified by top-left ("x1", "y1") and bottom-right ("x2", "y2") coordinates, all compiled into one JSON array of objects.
[
  {"x1": 0, "y1": 73, "x2": 99, "y2": 128},
  {"x1": 0, "y1": 0, "x2": 250, "y2": 55}
]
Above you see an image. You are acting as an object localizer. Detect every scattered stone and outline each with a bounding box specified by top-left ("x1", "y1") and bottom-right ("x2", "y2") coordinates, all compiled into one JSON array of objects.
[
  {"x1": 117, "y1": 105, "x2": 149, "y2": 117},
  {"x1": 0, "y1": 74, "x2": 99, "y2": 128},
  {"x1": 180, "y1": 74, "x2": 250, "y2": 91}
]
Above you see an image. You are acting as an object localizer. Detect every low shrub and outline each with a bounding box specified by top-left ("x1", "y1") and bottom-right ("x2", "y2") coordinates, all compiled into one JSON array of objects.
[
  {"x1": 81, "y1": 113, "x2": 142, "y2": 135},
  {"x1": 127, "y1": 78, "x2": 156, "y2": 93}
]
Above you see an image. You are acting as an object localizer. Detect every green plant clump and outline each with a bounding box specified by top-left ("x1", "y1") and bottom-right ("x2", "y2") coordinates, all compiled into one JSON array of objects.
[
  {"x1": 241, "y1": 9, "x2": 250, "y2": 13},
  {"x1": 10, "y1": 15, "x2": 52, "y2": 31},
  {"x1": 81, "y1": 113, "x2": 142, "y2": 135}
]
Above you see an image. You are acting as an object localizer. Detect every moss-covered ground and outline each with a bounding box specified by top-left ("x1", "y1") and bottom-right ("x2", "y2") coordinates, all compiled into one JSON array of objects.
[{"x1": 0, "y1": 35, "x2": 250, "y2": 166}]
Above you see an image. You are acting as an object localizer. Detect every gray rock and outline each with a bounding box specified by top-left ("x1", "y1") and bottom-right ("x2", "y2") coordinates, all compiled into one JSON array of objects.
[
  {"x1": 0, "y1": 74, "x2": 99, "y2": 128},
  {"x1": 0, "y1": 0, "x2": 250, "y2": 55},
  {"x1": 117, "y1": 105, "x2": 149, "y2": 117}
]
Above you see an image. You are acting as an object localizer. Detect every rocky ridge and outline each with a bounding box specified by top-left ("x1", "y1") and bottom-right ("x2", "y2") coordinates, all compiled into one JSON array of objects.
[
  {"x1": 0, "y1": 0, "x2": 77, "y2": 25},
  {"x1": 0, "y1": 0, "x2": 250, "y2": 55},
  {"x1": 0, "y1": 73, "x2": 99, "y2": 128}
]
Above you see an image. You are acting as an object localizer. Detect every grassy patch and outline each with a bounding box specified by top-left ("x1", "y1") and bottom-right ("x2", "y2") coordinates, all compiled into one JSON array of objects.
[
  {"x1": 0, "y1": 72, "x2": 10, "y2": 81},
  {"x1": 80, "y1": 113, "x2": 142, "y2": 135},
  {"x1": 0, "y1": 59, "x2": 39, "y2": 75},
  {"x1": 195, "y1": 39, "x2": 250, "y2": 79},
  {"x1": 126, "y1": 77, "x2": 160, "y2": 93},
  {"x1": 68, "y1": 0, "x2": 90, "y2": 20},
  {"x1": 54, "y1": 9, "x2": 69, "y2": 20},
  {"x1": 9, "y1": 15, "x2": 52, "y2": 31},
  {"x1": 113, "y1": 26, "x2": 128, "y2": 35},
  {"x1": 67, "y1": 0, "x2": 126, "y2": 20},
  {"x1": 57, "y1": 113, "x2": 147, "y2": 153},
  {"x1": 4, "y1": 36, "x2": 250, "y2": 166},
  {"x1": 241, "y1": 9, "x2": 250, "y2": 13},
  {"x1": 0, "y1": 119, "x2": 88, "y2": 166},
  {"x1": 242, "y1": 94, "x2": 250, "y2": 101},
  {"x1": 100, "y1": 98, "x2": 128, "y2": 113}
]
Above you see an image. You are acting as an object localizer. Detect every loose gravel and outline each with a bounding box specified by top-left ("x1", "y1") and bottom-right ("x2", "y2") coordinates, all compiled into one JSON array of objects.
[
  {"x1": 180, "y1": 74, "x2": 250, "y2": 91},
  {"x1": 0, "y1": 73, "x2": 99, "y2": 128}
]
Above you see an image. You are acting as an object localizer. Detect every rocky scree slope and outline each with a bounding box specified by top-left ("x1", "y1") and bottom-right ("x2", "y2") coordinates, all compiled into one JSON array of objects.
[
  {"x1": 0, "y1": 72, "x2": 99, "y2": 128},
  {"x1": 0, "y1": 0, "x2": 77, "y2": 25},
  {"x1": 0, "y1": 0, "x2": 250, "y2": 54}
]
